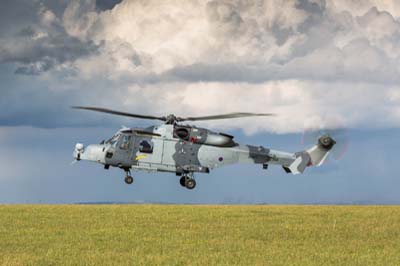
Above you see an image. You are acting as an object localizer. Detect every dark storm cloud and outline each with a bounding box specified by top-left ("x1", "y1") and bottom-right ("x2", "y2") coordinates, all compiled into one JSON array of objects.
[
  {"x1": 0, "y1": 1, "x2": 70, "y2": 38},
  {"x1": 0, "y1": 64, "x2": 141, "y2": 128},
  {"x1": 0, "y1": 1, "x2": 38, "y2": 37},
  {"x1": 0, "y1": 31, "x2": 99, "y2": 75},
  {"x1": 0, "y1": 0, "x2": 100, "y2": 75},
  {"x1": 162, "y1": 55, "x2": 400, "y2": 85},
  {"x1": 0, "y1": 64, "x2": 74, "y2": 127},
  {"x1": 96, "y1": 0, "x2": 123, "y2": 11}
]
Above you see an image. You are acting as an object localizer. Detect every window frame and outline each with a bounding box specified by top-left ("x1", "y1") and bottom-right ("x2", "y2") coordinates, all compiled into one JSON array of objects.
[{"x1": 119, "y1": 134, "x2": 132, "y2": 150}]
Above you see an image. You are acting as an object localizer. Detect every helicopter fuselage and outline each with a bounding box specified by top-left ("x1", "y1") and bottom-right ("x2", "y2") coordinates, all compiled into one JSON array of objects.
[
  {"x1": 73, "y1": 123, "x2": 335, "y2": 188},
  {"x1": 75, "y1": 124, "x2": 297, "y2": 173}
]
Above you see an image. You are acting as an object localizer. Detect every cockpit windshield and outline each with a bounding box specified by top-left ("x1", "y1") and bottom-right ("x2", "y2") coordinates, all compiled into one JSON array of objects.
[
  {"x1": 119, "y1": 135, "x2": 131, "y2": 150},
  {"x1": 106, "y1": 133, "x2": 120, "y2": 147}
]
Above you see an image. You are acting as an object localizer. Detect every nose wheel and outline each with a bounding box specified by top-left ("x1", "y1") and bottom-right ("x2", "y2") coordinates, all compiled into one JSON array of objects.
[
  {"x1": 179, "y1": 173, "x2": 196, "y2": 190},
  {"x1": 124, "y1": 169, "x2": 134, "y2": 185},
  {"x1": 125, "y1": 175, "x2": 134, "y2": 184}
]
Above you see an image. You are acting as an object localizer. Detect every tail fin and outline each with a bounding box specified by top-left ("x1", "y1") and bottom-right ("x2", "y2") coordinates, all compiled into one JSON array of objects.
[{"x1": 289, "y1": 135, "x2": 335, "y2": 174}]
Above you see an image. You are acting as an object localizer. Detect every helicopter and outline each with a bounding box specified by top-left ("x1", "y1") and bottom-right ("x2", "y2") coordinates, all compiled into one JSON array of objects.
[{"x1": 72, "y1": 106, "x2": 337, "y2": 190}]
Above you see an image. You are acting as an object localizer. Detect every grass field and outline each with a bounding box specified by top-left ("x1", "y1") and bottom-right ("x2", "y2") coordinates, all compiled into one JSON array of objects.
[{"x1": 0, "y1": 205, "x2": 399, "y2": 266}]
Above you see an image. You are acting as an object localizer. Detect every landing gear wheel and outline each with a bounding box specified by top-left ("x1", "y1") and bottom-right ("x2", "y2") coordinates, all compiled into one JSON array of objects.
[
  {"x1": 179, "y1": 176, "x2": 186, "y2": 187},
  {"x1": 125, "y1": 175, "x2": 134, "y2": 185},
  {"x1": 185, "y1": 178, "x2": 196, "y2": 190}
]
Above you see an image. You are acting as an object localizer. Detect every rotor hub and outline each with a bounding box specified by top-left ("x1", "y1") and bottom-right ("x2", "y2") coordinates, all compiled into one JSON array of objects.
[
  {"x1": 164, "y1": 114, "x2": 179, "y2": 124},
  {"x1": 318, "y1": 135, "x2": 336, "y2": 150}
]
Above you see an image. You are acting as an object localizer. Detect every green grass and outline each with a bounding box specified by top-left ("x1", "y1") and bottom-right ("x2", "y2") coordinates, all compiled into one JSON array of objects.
[{"x1": 0, "y1": 205, "x2": 399, "y2": 266}]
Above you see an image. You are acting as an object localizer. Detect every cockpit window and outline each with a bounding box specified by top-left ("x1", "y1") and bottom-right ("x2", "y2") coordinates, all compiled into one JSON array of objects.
[
  {"x1": 106, "y1": 134, "x2": 120, "y2": 147},
  {"x1": 119, "y1": 135, "x2": 131, "y2": 150}
]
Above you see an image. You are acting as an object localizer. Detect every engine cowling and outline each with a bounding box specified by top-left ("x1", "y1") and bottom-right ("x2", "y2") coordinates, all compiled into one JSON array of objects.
[
  {"x1": 174, "y1": 126, "x2": 236, "y2": 147},
  {"x1": 204, "y1": 132, "x2": 235, "y2": 147}
]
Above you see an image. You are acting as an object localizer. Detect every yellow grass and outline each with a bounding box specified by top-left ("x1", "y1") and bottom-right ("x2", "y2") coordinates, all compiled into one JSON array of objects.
[{"x1": 0, "y1": 205, "x2": 399, "y2": 266}]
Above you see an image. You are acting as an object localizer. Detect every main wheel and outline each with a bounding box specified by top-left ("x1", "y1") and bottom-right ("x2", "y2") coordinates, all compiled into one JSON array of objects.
[
  {"x1": 185, "y1": 178, "x2": 196, "y2": 190},
  {"x1": 124, "y1": 175, "x2": 134, "y2": 184},
  {"x1": 179, "y1": 176, "x2": 186, "y2": 187}
]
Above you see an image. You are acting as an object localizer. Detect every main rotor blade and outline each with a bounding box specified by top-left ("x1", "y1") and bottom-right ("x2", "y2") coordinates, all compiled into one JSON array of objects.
[
  {"x1": 179, "y1": 112, "x2": 275, "y2": 121},
  {"x1": 71, "y1": 106, "x2": 165, "y2": 121}
]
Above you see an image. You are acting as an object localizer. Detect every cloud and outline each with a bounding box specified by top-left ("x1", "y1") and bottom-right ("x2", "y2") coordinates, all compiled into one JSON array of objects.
[
  {"x1": 326, "y1": 0, "x2": 400, "y2": 18},
  {"x1": 62, "y1": 0, "x2": 400, "y2": 85},
  {"x1": 0, "y1": 2, "x2": 99, "y2": 75},
  {"x1": 0, "y1": 0, "x2": 400, "y2": 133}
]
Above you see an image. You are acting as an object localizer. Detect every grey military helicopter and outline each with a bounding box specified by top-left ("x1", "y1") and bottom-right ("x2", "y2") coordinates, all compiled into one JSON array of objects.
[{"x1": 72, "y1": 106, "x2": 337, "y2": 190}]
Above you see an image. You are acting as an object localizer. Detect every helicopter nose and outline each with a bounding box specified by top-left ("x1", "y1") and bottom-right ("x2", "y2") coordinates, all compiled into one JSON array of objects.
[
  {"x1": 83, "y1": 145, "x2": 105, "y2": 163},
  {"x1": 74, "y1": 144, "x2": 105, "y2": 163}
]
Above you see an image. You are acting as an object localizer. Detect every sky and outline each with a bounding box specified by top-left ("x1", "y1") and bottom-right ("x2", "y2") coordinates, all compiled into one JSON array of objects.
[{"x1": 0, "y1": 0, "x2": 400, "y2": 204}]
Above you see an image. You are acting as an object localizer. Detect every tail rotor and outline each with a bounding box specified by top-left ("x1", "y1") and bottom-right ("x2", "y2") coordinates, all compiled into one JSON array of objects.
[{"x1": 301, "y1": 127, "x2": 349, "y2": 163}]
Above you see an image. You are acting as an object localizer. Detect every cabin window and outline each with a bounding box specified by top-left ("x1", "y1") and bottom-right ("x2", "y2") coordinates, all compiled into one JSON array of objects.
[
  {"x1": 119, "y1": 135, "x2": 131, "y2": 150},
  {"x1": 139, "y1": 140, "x2": 153, "y2": 153}
]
